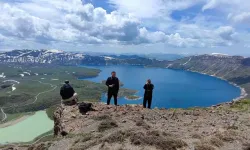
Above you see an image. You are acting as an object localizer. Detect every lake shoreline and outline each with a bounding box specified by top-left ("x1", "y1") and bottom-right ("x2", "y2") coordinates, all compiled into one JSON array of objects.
[
  {"x1": 181, "y1": 69, "x2": 247, "y2": 102},
  {"x1": 0, "y1": 115, "x2": 32, "y2": 128},
  {"x1": 0, "y1": 111, "x2": 53, "y2": 145}
]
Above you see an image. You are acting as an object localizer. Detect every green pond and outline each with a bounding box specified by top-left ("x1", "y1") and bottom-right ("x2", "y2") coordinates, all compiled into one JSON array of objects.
[{"x1": 0, "y1": 111, "x2": 53, "y2": 144}]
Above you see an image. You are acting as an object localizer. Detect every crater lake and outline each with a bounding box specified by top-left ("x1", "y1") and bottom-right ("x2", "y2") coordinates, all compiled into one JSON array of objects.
[{"x1": 81, "y1": 66, "x2": 241, "y2": 108}]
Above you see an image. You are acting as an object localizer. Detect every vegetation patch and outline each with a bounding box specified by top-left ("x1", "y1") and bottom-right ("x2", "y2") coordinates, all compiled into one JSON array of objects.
[
  {"x1": 215, "y1": 130, "x2": 237, "y2": 142},
  {"x1": 98, "y1": 120, "x2": 118, "y2": 132},
  {"x1": 125, "y1": 95, "x2": 141, "y2": 100},
  {"x1": 46, "y1": 105, "x2": 59, "y2": 120},
  {"x1": 191, "y1": 133, "x2": 202, "y2": 139},
  {"x1": 104, "y1": 130, "x2": 130, "y2": 143},
  {"x1": 129, "y1": 131, "x2": 187, "y2": 150},
  {"x1": 231, "y1": 99, "x2": 250, "y2": 111},
  {"x1": 135, "y1": 119, "x2": 150, "y2": 129},
  {"x1": 92, "y1": 115, "x2": 111, "y2": 121},
  {"x1": 194, "y1": 143, "x2": 215, "y2": 150},
  {"x1": 209, "y1": 137, "x2": 224, "y2": 147}
]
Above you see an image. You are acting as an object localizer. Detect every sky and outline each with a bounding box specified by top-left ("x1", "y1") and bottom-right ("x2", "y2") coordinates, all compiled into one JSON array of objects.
[{"x1": 0, "y1": 0, "x2": 249, "y2": 55}]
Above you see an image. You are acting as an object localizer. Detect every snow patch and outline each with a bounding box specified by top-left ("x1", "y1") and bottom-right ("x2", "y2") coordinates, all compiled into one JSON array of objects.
[
  {"x1": 20, "y1": 74, "x2": 24, "y2": 77},
  {"x1": 104, "y1": 56, "x2": 114, "y2": 60},
  {"x1": 75, "y1": 53, "x2": 84, "y2": 58},
  {"x1": 210, "y1": 53, "x2": 229, "y2": 58},
  {"x1": 211, "y1": 53, "x2": 228, "y2": 56},
  {"x1": 34, "y1": 73, "x2": 39, "y2": 76},
  {"x1": 47, "y1": 49, "x2": 64, "y2": 53},
  {"x1": 166, "y1": 64, "x2": 172, "y2": 68},
  {"x1": 0, "y1": 73, "x2": 6, "y2": 78},
  {"x1": 41, "y1": 78, "x2": 45, "y2": 80},
  {"x1": 12, "y1": 84, "x2": 16, "y2": 91},
  {"x1": 3, "y1": 80, "x2": 20, "y2": 84},
  {"x1": 23, "y1": 72, "x2": 31, "y2": 75},
  {"x1": 183, "y1": 58, "x2": 192, "y2": 65},
  {"x1": 51, "y1": 79, "x2": 59, "y2": 81}
]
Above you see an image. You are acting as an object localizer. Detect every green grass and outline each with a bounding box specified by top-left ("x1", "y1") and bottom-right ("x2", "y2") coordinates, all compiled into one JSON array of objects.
[
  {"x1": 0, "y1": 64, "x2": 138, "y2": 118},
  {"x1": 125, "y1": 95, "x2": 141, "y2": 100},
  {"x1": 0, "y1": 64, "x2": 106, "y2": 114},
  {"x1": 46, "y1": 105, "x2": 59, "y2": 120},
  {"x1": 230, "y1": 99, "x2": 250, "y2": 111}
]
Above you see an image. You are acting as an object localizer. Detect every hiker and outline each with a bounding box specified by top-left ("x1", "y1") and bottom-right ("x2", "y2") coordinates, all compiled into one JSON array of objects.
[
  {"x1": 60, "y1": 80, "x2": 78, "y2": 105},
  {"x1": 106, "y1": 71, "x2": 119, "y2": 105},
  {"x1": 143, "y1": 79, "x2": 154, "y2": 109}
]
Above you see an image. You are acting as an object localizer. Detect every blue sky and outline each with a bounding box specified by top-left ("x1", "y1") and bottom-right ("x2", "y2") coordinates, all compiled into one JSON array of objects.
[{"x1": 0, "y1": 0, "x2": 250, "y2": 55}]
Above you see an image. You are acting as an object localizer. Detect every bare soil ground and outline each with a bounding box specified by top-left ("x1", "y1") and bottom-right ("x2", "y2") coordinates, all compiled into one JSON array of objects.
[{"x1": 2, "y1": 100, "x2": 250, "y2": 150}]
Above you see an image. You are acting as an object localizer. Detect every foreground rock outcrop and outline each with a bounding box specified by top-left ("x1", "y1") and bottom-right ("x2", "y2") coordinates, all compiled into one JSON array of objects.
[{"x1": 2, "y1": 100, "x2": 250, "y2": 150}]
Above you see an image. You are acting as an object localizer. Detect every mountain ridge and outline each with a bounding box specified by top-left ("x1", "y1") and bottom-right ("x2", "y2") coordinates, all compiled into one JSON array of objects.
[{"x1": 0, "y1": 49, "x2": 165, "y2": 66}]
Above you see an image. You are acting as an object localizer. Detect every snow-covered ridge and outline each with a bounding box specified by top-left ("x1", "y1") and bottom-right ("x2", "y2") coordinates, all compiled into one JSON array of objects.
[
  {"x1": 104, "y1": 56, "x2": 114, "y2": 60},
  {"x1": 0, "y1": 49, "x2": 159, "y2": 66},
  {"x1": 0, "y1": 49, "x2": 85, "y2": 64},
  {"x1": 47, "y1": 49, "x2": 64, "y2": 53},
  {"x1": 210, "y1": 53, "x2": 229, "y2": 58}
]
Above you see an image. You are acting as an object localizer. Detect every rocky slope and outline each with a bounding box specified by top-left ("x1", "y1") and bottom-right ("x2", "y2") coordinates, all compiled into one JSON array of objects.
[
  {"x1": 0, "y1": 49, "x2": 165, "y2": 66},
  {"x1": 3, "y1": 101, "x2": 250, "y2": 150}
]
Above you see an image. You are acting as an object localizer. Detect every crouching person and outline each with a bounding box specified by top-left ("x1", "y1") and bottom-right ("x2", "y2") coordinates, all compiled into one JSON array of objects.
[{"x1": 60, "y1": 80, "x2": 78, "y2": 105}]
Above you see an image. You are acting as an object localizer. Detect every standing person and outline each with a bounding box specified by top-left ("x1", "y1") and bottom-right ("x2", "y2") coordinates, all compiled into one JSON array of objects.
[
  {"x1": 106, "y1": 71, "x2": 119, "y2": 105},
  {"x1": 60, "y1": 80, "x2": 78, "y2": 105},
  {"x1": 143, "y1": 79, "x2": 154, "y2": 109}
]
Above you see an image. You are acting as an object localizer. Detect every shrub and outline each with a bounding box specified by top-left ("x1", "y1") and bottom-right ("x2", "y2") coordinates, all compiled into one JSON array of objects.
[
  {"x1": 98, "y1": 120, "x2": 118, "y2": 132},
  {"x1": 195, "y1": 144, "x2": 215, "y2": 150}
]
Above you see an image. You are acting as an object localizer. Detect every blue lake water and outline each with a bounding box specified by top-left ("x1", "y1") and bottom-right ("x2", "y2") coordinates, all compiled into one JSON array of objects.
[{"x1": 81, "y1": 66, "x2": 241, "y2": 108}]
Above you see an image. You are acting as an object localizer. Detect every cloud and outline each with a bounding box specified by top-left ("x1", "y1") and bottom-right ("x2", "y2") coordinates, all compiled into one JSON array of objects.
[
  {"x1": 216, "y1": 26, "x2": 236, "y2": 41},
  {"x1": 228, "y1": 12, "x2": 250, "y2": 25},
  {"x1": 108, "y1": 0, "x2": 202, "y2": 19},
  {"x1": 202, "y1": 0, "x2": 250, "y2": 14},
  {"x1": 0, "y1": 3, "x2": 51, "y2": 39},
  {"x1": 0, "y1": 34, "x2": 6, "y2": 43},
  {"x1": 65, "y1": 6, "x2": 141, "y2": 43},
  {"x1": 0, "y1": 0, "x2": 249, "y2": 54}
]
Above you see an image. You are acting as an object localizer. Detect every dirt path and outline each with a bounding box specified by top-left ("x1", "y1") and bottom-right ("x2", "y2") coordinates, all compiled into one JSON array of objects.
[
  {"x1": 0, "y1": 108, "x2": 7, "y2": 122},
  {"x1": 0, "y1": 79, "x2": 57, "y2": 123}
]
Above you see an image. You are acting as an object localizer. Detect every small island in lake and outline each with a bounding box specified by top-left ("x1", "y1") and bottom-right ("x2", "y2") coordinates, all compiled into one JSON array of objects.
[{"x1": 125, "y1": 95, "x2": 142, "y2": 100}]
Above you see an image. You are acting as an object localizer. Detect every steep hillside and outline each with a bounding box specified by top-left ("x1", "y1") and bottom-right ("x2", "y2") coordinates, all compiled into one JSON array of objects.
[{"x1": 166, "y1": 54, "x2": 250, "y2": 99}]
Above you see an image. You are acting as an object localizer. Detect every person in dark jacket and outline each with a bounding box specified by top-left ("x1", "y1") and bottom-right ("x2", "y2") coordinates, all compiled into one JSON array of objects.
[
  {"x1": 143, "y1": 79, "x2": 154, "y2": 109},
  {"x1": 60, "y1": 80, "x2": 78, "y2": 105},
  {"x1": 106, "y1": 71, "x2": 119, "y2": 105}
]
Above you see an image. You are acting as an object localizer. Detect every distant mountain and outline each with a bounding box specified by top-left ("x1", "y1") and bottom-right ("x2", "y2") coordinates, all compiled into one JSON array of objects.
[
  {"x1": 142, "y1": 53, "x2": 186, "y2": 61},
  {"x1": 0, "y1": 49, "x2": 166, "y2": 66}
]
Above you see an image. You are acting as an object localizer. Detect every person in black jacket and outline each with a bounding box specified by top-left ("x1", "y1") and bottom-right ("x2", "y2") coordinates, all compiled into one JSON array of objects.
[
  {"x1": 60, "y1": 80, "x2": 78, "y2": 105},
  {"x1": 143, "y1": 79, "x2": 154, "y2": 109},
  {"x1": 106, "y1": 71, "x2": 119, "y2": 105}
]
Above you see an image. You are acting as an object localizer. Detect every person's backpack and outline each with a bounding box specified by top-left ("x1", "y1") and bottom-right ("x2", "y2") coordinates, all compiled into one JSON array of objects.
[{"x1": 78, "y1": 102, "x2": 93, "y2": 114}]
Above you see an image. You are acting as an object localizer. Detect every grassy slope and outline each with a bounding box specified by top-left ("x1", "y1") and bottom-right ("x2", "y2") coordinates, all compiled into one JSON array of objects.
[{"x1": 0, "y1": 64, "x2": 137, "y2": 122}]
